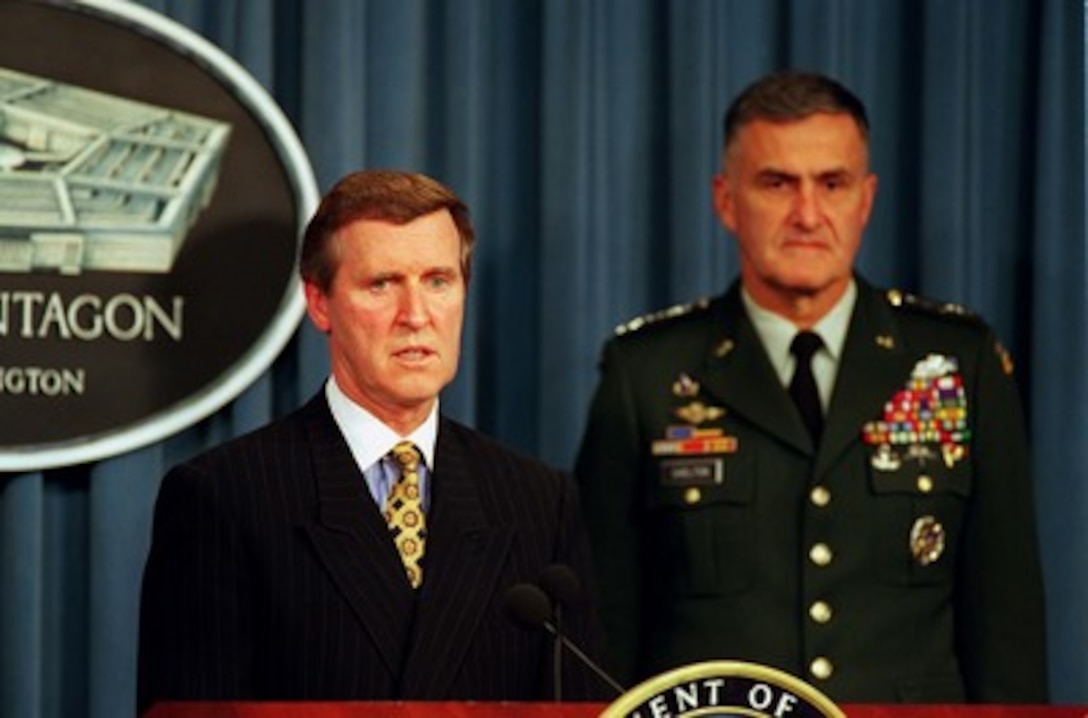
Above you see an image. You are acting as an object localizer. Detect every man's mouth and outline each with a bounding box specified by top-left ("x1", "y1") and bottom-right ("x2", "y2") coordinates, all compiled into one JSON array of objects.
[
  {"x1": 782, "y1": 239, "x2": 830, "y2": 256},
  {"x1": 395, "y1": 346, "x2": 434, "y2": 361}
]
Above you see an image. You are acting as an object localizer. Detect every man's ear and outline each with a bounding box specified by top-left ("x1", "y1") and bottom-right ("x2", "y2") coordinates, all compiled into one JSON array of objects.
[
  {"x1": 303, "y1": 281, "x2": 331, "y2": 333},
  {"x1": 860, "y1": 172, "x2": 878, "y2": 226},
  {"x1": 711, "y1": 173, "x2": 738, "y2": 235}
]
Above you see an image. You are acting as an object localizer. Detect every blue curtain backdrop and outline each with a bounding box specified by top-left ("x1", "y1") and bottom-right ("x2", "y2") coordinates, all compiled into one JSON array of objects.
[{"x1": 0, "y1": 1, "x2": 1084, "y2": 715}]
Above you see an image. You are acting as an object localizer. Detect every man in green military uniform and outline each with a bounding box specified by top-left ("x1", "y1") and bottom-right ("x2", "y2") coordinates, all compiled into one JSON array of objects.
[{"x1": 574, "y1": 71, "x2": 1047, "y2": 703}]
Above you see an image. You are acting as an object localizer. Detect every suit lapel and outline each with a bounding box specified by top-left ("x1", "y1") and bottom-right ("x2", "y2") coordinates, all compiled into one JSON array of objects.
[
  {"x1": 399, "y1": 419, "x2": 514, "y2": 697},
  {"x1": 815, "y1": 281, "x2": 914, "y2": 477},
  {"x1": 696, "y1": 288, "x2": 813, "y2": 455},
  {"x1": 298, "y1": 397, "x2": 416, "y2": 678}
]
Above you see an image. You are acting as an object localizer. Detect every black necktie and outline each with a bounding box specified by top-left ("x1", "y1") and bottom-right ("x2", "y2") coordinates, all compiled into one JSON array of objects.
[{"x1": 789, "y1": 331, "x2": 824, "y2": 443}]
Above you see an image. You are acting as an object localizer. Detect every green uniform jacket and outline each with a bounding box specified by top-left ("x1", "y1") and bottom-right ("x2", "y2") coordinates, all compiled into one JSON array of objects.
[{"x1": 574, "y1": 276, "x2": 1047, "y2": 704}]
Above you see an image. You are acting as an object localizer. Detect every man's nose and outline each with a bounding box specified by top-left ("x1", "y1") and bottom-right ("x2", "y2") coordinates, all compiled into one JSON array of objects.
[
  {"x1": 790, "y1": 184, "x2": 822, "y2": 229},
  {"x1": 398, "y1": 285, "x2": 429, "y2": 327}
]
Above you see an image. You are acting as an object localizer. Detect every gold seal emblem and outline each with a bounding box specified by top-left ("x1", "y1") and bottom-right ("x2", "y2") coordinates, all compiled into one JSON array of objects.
[{"x1": 602, "y1": 660, "x2": 845, "y2": 718}]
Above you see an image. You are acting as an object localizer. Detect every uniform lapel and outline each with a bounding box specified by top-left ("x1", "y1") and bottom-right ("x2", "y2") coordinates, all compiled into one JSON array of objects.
[
  {"x1": 815, "y1": 281, "x2": 915, "y2": 477},
  {"x1": 299, "y1": 397, "x2": 416, "y2": 679},
  {"x1": 696, "y1": 287, "x2": 813, "y2": 455},
  {"x1": 399, "y1": 419, "x2": 514, "y2": 697}
]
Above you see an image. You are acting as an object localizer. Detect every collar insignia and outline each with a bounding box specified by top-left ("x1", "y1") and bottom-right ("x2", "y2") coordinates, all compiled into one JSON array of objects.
[{"x1": 672, "y1": 373, "x2": 700, "y2": 397}]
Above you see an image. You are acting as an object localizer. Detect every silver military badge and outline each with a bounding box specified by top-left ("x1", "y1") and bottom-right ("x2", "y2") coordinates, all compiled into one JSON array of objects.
[{"x1": 910, "y1": 515, "x2": 946, "y2": 566}]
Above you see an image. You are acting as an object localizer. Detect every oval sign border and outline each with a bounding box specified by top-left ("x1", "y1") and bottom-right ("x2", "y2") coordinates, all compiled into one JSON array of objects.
[{"x1": 0, "y1": 0, "x2": 318, "y2": 472}]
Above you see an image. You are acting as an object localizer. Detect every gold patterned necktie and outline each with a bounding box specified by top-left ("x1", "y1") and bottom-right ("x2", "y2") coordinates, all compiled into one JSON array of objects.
[{"x1": 385, "y1": 441, "x2": 426, "y2": 589}]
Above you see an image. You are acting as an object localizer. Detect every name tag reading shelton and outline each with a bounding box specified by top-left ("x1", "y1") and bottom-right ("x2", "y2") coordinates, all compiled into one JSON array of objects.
[{"x1": 661, "y1": 458, "x2": 724, "y2": 486}]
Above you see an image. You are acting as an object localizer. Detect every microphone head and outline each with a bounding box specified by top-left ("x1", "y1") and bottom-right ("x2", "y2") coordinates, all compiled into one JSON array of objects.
[
  {"x1": 538, "y1": 564, "x2": 582, "y2": 608},
  {"x1": 503, "y1": 582, "x2": 553, "y2": 631}
]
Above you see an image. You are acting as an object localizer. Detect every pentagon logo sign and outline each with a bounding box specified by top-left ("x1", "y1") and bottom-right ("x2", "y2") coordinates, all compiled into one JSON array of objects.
[
  {"x1": 0, "y1": 0, "x2": 318, "y2": 471},
  {"x1": 602, "y1": 661, "x2": 845, "y2": 718}
]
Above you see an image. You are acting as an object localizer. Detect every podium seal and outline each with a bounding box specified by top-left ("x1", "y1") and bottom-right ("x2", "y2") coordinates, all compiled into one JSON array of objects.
[{"x1": 601, "y1": 660, "x2": 845, "y2": 717}]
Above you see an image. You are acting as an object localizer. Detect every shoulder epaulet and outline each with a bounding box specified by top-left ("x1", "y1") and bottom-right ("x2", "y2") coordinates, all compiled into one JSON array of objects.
[
  {"x1": 885, "y1": 288, "x2": 982, "y2": 324},
  {"x1": 614, "y1": 298, "x2": 711, "y2": 336},
  {"x1": 887, "y1": 289, "x2": 1016, "y2": 375}
]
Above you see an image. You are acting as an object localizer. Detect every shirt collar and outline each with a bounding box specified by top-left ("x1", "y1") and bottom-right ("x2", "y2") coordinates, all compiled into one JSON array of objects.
[
  {"x1": 325, "y1": 377, "x2": 439, "y2": 471},
  {"x1": 741, "y1": 279, "x2": 857, "y2": 382}
]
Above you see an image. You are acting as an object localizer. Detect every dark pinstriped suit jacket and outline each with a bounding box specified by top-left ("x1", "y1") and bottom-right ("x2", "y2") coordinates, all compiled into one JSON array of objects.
[{"x1": 137, "y1": 393, "x2": 607, "y2": 715}]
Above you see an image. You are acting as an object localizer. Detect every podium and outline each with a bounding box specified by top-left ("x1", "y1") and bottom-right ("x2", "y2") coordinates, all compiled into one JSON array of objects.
[
  {"x1": 146, "y1": 704, "x2": 1085, "y2": 717},
  {"x1": 142, "y1": 658, "x2": 1079, "y2": 717}
]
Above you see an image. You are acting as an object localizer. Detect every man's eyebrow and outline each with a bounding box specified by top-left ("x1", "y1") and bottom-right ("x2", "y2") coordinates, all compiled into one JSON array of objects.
[
  {"x1": 754, "y1": 168, "x2": 799, "y2": 182},
  {"x1": 754, "y1": 166, "x2": 855, "y2": 180},
  {"x1": 368, "y1": 269, "x2": 404, "y2": 282}
]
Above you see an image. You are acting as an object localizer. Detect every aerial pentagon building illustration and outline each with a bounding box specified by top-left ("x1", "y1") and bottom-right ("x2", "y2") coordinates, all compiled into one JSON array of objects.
[{"x1": 0, "y1": 66, "x2": 231, "y2": 274}]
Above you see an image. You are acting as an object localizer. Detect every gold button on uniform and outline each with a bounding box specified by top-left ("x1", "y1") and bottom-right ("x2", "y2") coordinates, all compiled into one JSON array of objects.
[
  {"x1": 683, "y1": 487, "x2": 702, "y2": 505},
  {"x1": 810, "y1": 657, "x2": 833, "y2": 680},
  {"x1": 810, "y1": 485, "x2": 831, "y2": 507},
  {"x1": 809, "y1": 601, "x2": 833, "y2": 624},
  {"x1": 917, "y1": 474, "x2": 934, "y2": 493},
  {"x1": 809, "y1": 543, "x2": 833, "y2": 566}
]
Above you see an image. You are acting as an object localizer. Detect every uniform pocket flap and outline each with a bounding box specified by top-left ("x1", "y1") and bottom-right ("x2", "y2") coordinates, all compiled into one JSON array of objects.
[
  {"x1": 869, "y1": 459, "x2": 971, "y2": 497},
  {"x1": 650, "y1": 453, "x2": 755, "y2": 508}
]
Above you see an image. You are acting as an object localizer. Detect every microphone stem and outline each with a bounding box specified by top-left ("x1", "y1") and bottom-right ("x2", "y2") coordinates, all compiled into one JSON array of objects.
[
  {"x1": 542, "y1": 620, "x2": 626, "y2": 697},
  {"x1": 552, "y1": 608, "x2": 563, "y2": 702}
]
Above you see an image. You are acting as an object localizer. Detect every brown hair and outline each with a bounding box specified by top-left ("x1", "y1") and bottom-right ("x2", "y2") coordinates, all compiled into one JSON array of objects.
[
  {"x1": 299, "y1": 169, "x2": 475, "y2": 292},
  {"x1": 722, "y1": 70, "x2": 870, "y2": 154}
]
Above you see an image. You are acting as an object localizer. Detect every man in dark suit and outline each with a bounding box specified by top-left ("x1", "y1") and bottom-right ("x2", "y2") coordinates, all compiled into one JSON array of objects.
[
  {"x1": 138, "y1": 170, "x2": 606, "y2": 714},
  {"x1": 575, "y1": 71, "x2": 1047, "y2": 703}
]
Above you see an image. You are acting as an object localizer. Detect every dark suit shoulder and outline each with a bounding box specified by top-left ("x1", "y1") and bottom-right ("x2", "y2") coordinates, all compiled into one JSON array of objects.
[
  {"x1": 440, "y1": 418, "x2": 562, "y2": 478},
  {"x1": 170, "y1": 396, "x2": 325, "y2": 494},
  {"x1": 192, "y1": 394, "x2": 322, "y2": 453},
  {"x1": 179, "y1": 423, "x2": 295, "y2": 479},
  {"x1": 436, "y1": 419, "x2": 576, "y2": 542}
]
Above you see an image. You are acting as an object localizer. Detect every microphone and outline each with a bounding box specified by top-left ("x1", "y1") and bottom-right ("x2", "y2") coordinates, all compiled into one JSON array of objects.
[
  {"x1": 503, "y1": 578, "x2": 626, "y2": 699},
  {"x1": 537, "y1": 564, "x2": 583, "y2": 702},
  {"x1": 503, "y1": 582, "x2": 554, "y2": 629},
  {"x1": 538, "y1": 563, "x2": 582, "y2": 609}
]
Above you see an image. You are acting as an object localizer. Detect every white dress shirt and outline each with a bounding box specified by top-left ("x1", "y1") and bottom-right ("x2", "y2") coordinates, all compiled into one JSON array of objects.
[
  {"x1": 325, "y1": 377, "x2": 438, "y2": 512},
  {"x1": 741, "y1": 280, "x2": 858, "y2": 411}
]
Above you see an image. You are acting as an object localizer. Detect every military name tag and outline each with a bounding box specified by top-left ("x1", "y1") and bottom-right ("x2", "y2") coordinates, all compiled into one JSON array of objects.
[{"x1": 660, "y1": 457, "x2": 724, "y2": 486}]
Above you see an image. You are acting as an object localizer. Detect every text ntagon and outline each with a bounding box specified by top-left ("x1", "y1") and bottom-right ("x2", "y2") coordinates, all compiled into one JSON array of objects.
[{"x1": 0, "y1": 291, "x2": 184, "y2": 341}]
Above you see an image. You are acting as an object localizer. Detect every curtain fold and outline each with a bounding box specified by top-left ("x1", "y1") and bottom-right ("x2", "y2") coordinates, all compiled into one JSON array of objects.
[
  {"x1": 0, "y1": 1, "x2": 1083, "y2": 715},
  {"x1": 1030, "y1": 0, "x2": 1088, "y2": 702}
]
